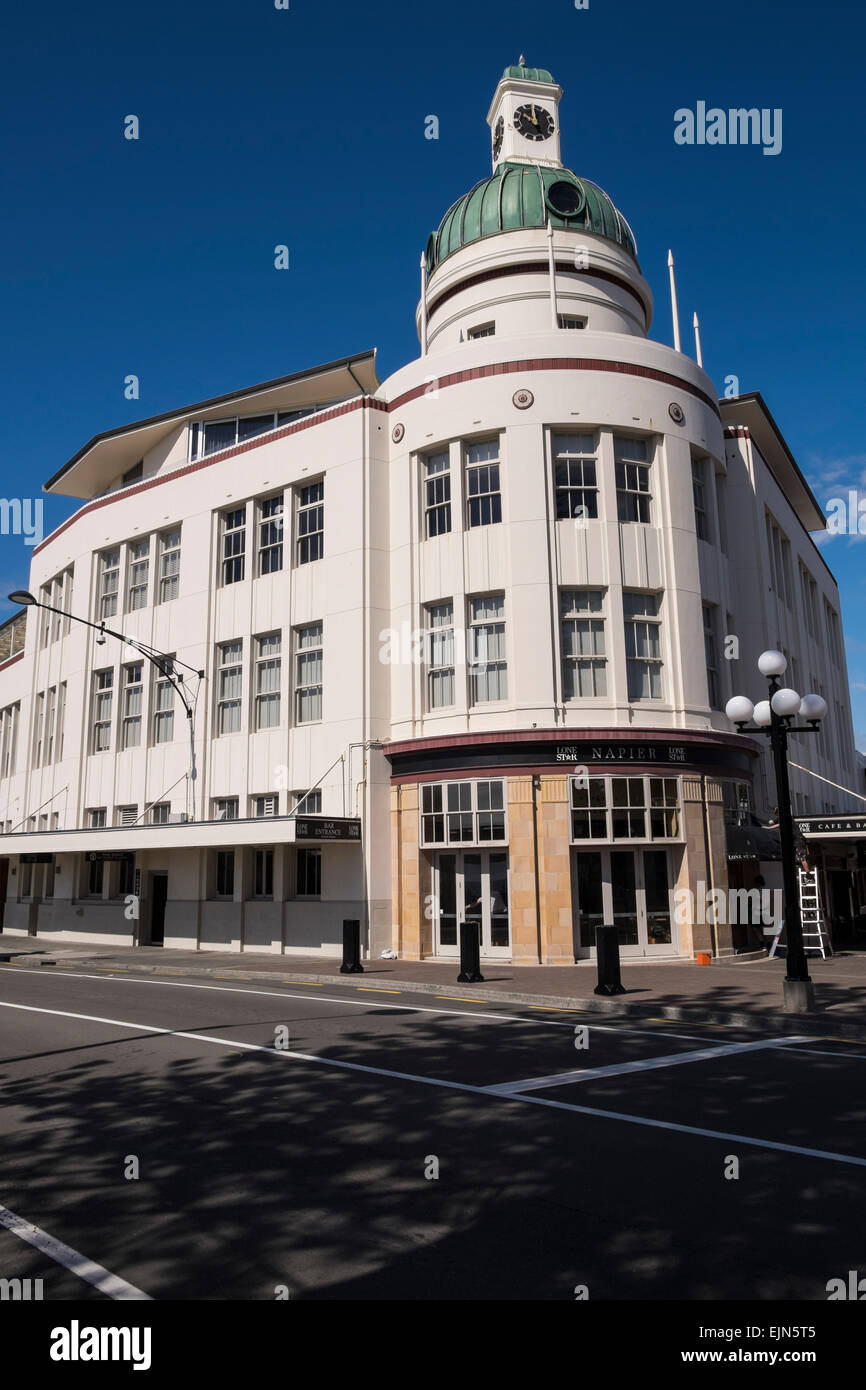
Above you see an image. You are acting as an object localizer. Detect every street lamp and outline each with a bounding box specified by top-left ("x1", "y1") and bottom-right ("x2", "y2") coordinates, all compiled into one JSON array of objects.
[
  {"x1": 8, "y1": 590, "x2": 205, "y2": 820},
  {"x1": 725, "y1": 649, "x2": 827, "y2": 1012}
]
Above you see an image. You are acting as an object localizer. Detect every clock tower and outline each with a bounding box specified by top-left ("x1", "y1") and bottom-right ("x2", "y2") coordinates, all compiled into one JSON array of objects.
[{"x1": 487, "y1": 58, "x2": 563, "y2": 172}]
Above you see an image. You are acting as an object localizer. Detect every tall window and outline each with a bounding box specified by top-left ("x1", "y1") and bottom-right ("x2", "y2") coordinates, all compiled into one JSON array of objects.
[
  {"x1": 152, "y1": 659, "x2": 176, "y2": 744},
  {"x1": 766, "y1": 514, "x2": 792, "y2": 607},
  {"x1": 424, "y1": 450, "x2": 451, "y2": 537},
  {"x1": 296, "y1": 847, "x2": 321, "y2": 897},
  {"x1": 825, "y1": 602, "x2": 842, "y2": 665},
  {"x1": 32, "y1": 692, "x2": 44, "y2": 767},
  {"x1": 715, "y1": 474, "x2": 728, "y2": 555},
  {"x1": 221, "y1": 508, "x2": 246, "y2": 585},
  {"x1": 294, "y1": 623, "x2": 323, "y2": 723},
  {"x1": 97, "y1": 549, "x2": 120, "y2": 619},
  {"x1": 692, "y1": 458, "x2": 710, "y2": 541},
  {"x1": 215, "y1": 850, "x2": 235, "y2": 897},
  {"x1": 45, "y1": 687, "x2": 56, "y2": 764},
  {"x1": 297, "y1": 481, "x2": 324, "y2": 564},
  {"x1": 800, "y1": 564, "x2": 820, "y2": 642},
  {"x1": 258, "y1": 495, "x2": 284, "y2": 575},
  {"x1": 217, "y1": 641, "x2": 243, "y2": 734},
  {"x1": 426, "y1": 602, "x2": 455, "y2": 709},
  {"x1": 1, "y1": 703, "x2": 20, "y2": 777},
  {"x1": 254, "y1": 633, "x2": 281, "y2": 730},
  {"x1": 554, "y1": 435, "x2": 598, "y2": 520},
  {"x1": 614, "y1": 436, "x2": 651, "y2": 523},
  {"x1": 126, "y1": 539, "x2": 150, "y2": 611},
  {"x1": 703, "y1": 604, "x2": 721, "y2": 708},
  {"x1": 466, "y1": 439, "x2": 501, "y2": 528},
  {"x1": 56, "y1": 682, "x2": 66, "y2": 762},
  {"x1": 254, "y1": 849, "x2": 274, "y2": 898},
  {"x1": 624, "y1": 593, "x2": 663, "y2": 700},
  {"x1": 62, "y1": 569, "x2": 74, "y2": 633},
  {"x1": 561, "y1": 591, "x2": 607, "y2": 698},
  {"x1": 158, "y1": 529, "x2": 181, "y2": 603},
  {"x1": 122, "y1": 663, "x2": 143, "y2": 748},
  {"x1": 39, "y1": 587, "x2": 50, "y2": 647},
  {"x1": 469, "y1": 595, "x2": 507, "y2": 704},
  {"x1": 92, "y1": 670, "x2": 113, "y2": 752}
]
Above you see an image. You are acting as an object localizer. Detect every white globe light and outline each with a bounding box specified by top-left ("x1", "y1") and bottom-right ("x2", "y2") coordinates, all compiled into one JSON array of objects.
[
  {"x1": 770, "y1": 687, "x2": 801, "y2": 717},
  {"x1": 758, "y1": 649, "x2": 787, "y2": 678},
  {"x1": 753, "y1": 700, "x2": 772, "y2": 726},
  {"x1": 725, "y1": 696, "x2": 754, "y2": 724},
  {"x1": 800, "y1": 693, "x2": 828, "y2": 721}
]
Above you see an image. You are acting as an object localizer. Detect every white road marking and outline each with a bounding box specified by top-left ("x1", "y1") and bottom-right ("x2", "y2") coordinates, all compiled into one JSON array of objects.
[
  {"x1": 483, "y1": 1037, "x2": 812, "y2": 1094},
  {"x1": 0, "y1": 965, "x2": 729, "y2": 1044},
  {"x1": 0, "y1": 999, "x2": 864, "y2": 1170},
  {"x1": 0, "y1": 1203, "x2": 152, "y2": 1300}
]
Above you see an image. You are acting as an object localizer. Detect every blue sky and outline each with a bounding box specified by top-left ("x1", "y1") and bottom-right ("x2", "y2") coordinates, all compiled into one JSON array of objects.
[{"x1": 2, "y1": 0, "x2": 865, "y2": 746}]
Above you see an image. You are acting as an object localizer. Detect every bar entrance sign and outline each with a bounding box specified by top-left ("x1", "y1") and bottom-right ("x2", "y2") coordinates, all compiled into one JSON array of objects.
[{"x1": 294, "y1": 817, "x2": 361, "y2": 842}]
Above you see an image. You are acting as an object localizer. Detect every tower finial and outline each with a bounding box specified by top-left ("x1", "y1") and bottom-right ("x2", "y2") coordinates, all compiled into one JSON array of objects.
[{"x1": 518, "y1": 53, "x2": 525, "y2": 65}]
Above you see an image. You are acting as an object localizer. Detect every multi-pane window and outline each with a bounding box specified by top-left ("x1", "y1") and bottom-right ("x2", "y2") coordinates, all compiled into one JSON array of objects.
[
  {"x1": 213, "y1": 798, "x2": 239, "y2": 822},
  {"x1": 294, "y1": 623, "x2": 323, "y2": 723},
  {"x1": 424, "y1": 451, "x2": 451, "y2": 537},
  {"x1": 158, "y1": 529, "x2": 181, "y2": 603},
  {"x1": 468, "y1": 322, "x2": 495, "y2": 339},
  {"x1": 426, "y1": 603, "x2": 455, "y2": 709},
  {"x1": 216, "y1": 641, "x2": 243, "y2": 734},
  {"x1": 692, "y1": 458, "x2": 710, "y2": 541},
  {"x1": 614, "y1": 436, "x2": 651, "y2": 523},
  {"x1": 39, "y1": 587, "x2": 51, "y2": 647},
  {"x1": 92, "y1": 670, "x2": 113, "y2": 752},
  {"x1": 557, "y1": 314, "x2": 586, "y2": 329},
  {"x1": 215, "y1": 850, "x2": 235, "y2": 897},
  {"x1": 561, "y1": 591, "x2": 607, "y2": 698},
  {"x1": 466, "y1": 439, "x2": 501, "y2": 528},
  {"x1": 420, "y1": 780, "x2": 506, "y2": 846},
  {"x1": 722, "y1": 782, "x2": 751, "y2": 827},
  {"x1": 89, "y1": 808, "x2": 107, "y2": 828},
  {"x1": 800, "y1": 564, "x2": 820, "y2": 642},
  {"x1": 126, "y1": 539, "x2": 150, "y2": 611},
  {"x1": 254, "y1": 849, "x2": 274, "y2": 898},
  {"x1": 296, "y1": 847, "x2": 321, "y2": 897},
  {"x1": 258, "y1": 495, "x2": 284, "y2": 575},
  {"x1": 766, "y1": 514, "x2": 793, "y2": 607},
  {"x1": 825, "y1": 602, "x2": 842, "y2": 665},
  {"x1": 252, "y1": 794, "x2": 278, "y2": 818},
  {"x1": 0, "y1": 703, "x2": 19, "y2": 778},
  {"x1": 624, "y1": 593, "x2": 663, "y2": 700},
  {"x1": 571, "y1": 776, "x2": 681, "y2": 841},
  {"x1": 122, "y1": 663, "x2": 143, "y2": 748},
  {"x1": 87, "y1": 859, "x2": 104, "y2": 896},
  {"x1": 292, "y1": 789, "x2": 322, "y2": 814},
  {"x1": 190, "y1": 410, "x2": 318, "y2": 460},
  {"x1": 297, "y1": 481, "x2": 324, "y2": 564},
  {"x1": 703, "y1": 604, "x2": 721, "y2": 709},
  {"x1": 715, "y1": 474, "x2": 728, "y2": 555},
  {"x1": 554, "y1": 435, "x2": 598, "y2": 520},
  {"x1": 151, "y1": 803, "x2": 171, "y2": 824},
  {"x1": 62, "y1": 569, "x2": 73, "y2": 633},
  {"x1": 45, "y1": 687, "x2": 56, "y2": 764},
  {"x1": 254, "y1": 633, "x2": 281, "y2": 730},
  {"x1": 152, "y1": 659, "x2": 176, "y2": 744},
  {"x1": 469, "y1": 595, "x2": 507, "y2": 704},
  {"x1": 32, "y1": 692, "x2": 44, "y2": 768},
  {"x1": 50, "y1": 577, "x2": 63, "y2": 642},
  {"x1": 221, "y1": 508, "x2": 246, "y2": 585},
  {"x1": 97, "y1": 549, "x2": 120, "y2": 619}
]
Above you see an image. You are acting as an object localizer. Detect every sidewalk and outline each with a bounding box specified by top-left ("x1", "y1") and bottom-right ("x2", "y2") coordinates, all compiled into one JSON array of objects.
[{"x1": 2, "y1": 933, "x2": 866, "y2": 1037}]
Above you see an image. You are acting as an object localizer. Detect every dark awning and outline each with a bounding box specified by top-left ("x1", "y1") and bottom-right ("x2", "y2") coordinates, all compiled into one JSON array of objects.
[{"x1": 725, "y1": 820, "x2": 782, "y2": 862}]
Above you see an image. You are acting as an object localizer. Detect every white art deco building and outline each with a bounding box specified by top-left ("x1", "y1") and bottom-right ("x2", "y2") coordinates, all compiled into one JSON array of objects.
[{"x1": 0, "y1": 62, "x2": 858, "y2": 962}]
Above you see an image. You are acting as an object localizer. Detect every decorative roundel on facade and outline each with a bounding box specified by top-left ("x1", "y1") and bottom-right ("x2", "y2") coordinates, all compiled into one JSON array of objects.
[
  {"x1": 392, "y1": 423, "x2": 405, "y2": 443},
  {"x1": 512, "y1": 388, "x2": 534, "y2": 410},
  {"x1": 545, "y1": 179, "x2": 586, "y2": 219},
  {"x1": 668, "y1": 402, "x2": 685, "y2": 425}
]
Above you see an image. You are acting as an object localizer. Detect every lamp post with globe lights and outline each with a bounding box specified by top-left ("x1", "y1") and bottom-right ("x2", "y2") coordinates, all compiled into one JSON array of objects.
[{"x1": 725, "y1": 649, "x2": 827, "y2": 1013}]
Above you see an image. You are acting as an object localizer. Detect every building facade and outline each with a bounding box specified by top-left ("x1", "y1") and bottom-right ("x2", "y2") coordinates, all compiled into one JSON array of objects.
[{"x1": 0, "y1": 62, "x2": 858, "y2": 961}]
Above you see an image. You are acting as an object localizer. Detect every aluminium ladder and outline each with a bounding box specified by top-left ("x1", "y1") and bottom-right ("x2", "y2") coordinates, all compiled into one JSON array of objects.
[{"x1": 769, "y1": 867, "x2": 833, "y2": 959}]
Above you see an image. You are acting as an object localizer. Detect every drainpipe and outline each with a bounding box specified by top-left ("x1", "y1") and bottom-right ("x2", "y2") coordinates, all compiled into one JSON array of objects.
[{"x1": 700, "y1": 773, "x2": 719, "y2": 957}]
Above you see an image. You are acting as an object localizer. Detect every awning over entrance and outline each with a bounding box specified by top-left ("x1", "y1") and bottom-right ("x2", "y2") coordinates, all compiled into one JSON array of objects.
[{"x1": 725, "y1": 820, "x2": 782, "y2": 862}]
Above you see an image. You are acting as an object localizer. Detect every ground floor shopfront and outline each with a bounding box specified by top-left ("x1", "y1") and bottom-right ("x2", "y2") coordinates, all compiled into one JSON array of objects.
[{"x1": 388, "y1": 729, "x2": 759, "y2": 963}]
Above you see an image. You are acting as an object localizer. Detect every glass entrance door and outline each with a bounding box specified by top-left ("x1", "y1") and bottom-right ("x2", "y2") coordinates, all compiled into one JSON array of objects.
[
  {"x1": 433, "y1": 851, "x2": 511, "y2": 957},
  {"x1": 573, "y1": 847, "x2": 676, "y2": 956}
]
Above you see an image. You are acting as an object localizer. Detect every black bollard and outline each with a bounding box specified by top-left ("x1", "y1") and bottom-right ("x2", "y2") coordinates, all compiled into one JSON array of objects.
[
  {"x1": 457, "y1": 919, "x2": 485, "y2": 984},
  {"x1": 340, "y1": 918, "x2": 364, "y2": 974},
  {"x1": 594, "y1": 925, "x2": 626, "y2": 995}
]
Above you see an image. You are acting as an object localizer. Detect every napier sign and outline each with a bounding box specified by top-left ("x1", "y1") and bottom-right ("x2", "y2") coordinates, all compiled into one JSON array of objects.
[{"x1": 555, "y1": 742, "x2": 690, "y2": 764}]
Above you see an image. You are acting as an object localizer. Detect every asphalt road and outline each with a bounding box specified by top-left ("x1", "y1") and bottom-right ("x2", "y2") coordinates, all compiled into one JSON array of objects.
[{"x1": 1, "y1": 962, "x2": 864, "y2": 1301}]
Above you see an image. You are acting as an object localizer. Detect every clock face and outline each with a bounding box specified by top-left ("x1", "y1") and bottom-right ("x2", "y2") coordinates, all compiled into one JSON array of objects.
[
  {"x1": 513, "y1": 103, "x2": 555, "y2": 141},
  {"x1": 492, "y1": 115, "x2": 504, "y2": 162}
]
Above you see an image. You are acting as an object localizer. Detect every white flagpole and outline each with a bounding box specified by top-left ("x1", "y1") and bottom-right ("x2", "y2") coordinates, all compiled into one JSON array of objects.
[
  {"x1": 419, "y1": 252, "x2": 428, "y2": 356},
  {"x1": 667, "y1": 249, "x2": 681, "y2": 352},
  {"x1": 547, "y1": 219, "x2": 558, "y2": 329},
  {"x1": 693, "y1": 311, "x2": 703, "y2": 367}
]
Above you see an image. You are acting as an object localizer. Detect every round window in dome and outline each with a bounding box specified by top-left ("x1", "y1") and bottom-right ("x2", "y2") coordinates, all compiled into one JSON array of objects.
[{"x1": 546, "y1": 181, "x2": 585, "y2": 218}]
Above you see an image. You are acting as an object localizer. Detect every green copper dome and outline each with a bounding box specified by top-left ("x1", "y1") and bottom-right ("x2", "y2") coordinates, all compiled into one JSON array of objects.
[
  {"x1": 502, "y1": 61, "x2": 555, "y2": 83},
  {"x1": 426, "y1": 163, "x2": 638, "y2": 274}
]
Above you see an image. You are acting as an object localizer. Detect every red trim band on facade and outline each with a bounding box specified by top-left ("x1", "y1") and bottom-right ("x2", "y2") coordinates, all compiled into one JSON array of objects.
[
  {"x1": 0, "y1": 651, "x2": 25, "y2": 674},
  {"x1": 426, "y1": 261, "x2": 650, "y2": 323},
  {"x1": 385, "y1": 726, "x2": 758, "y2": 758}
]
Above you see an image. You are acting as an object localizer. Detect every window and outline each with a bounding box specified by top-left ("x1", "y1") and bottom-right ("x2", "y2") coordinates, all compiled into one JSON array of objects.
[
  {"x1": 115, "y1": 805, "x2": 138, "y2": 827},
  {"x1": 554, "y1": 434, "x2": 598, "y2": 520},
  {"x1": 216, "y1": 641, "x2": 243, "y2": 734},
  {"x1": 89, "y1": 808, "x2": 106, "y2": 829},
  {"x1": 424, "y1": 450, "x2": 451, "y2": 538},
  {"x1": 466, "y1": 439, "x2": 501, "y2": 528},
  {"x1": 624, "y1": 593, "x2": 663, "y2": 700},
  {"x1": 213, "y1": 798, "x2": 239, "y2": 821},
  {"x1": 126, "y1": 538, "x2": 149, "y2": 611},
  {"x1": 825, "y1": 602, "x2": 842, "y2": 665},
  {"x1": 254, "y1": 633, "x2": 281, "y2": 730},
  {"x1": 715, "y1": 473, "x2": 728, "y2": 555},
  {"x1": 87, "y1": 859, "x2": 104, "y2": 897},
  {"x1": 800, "y1": 564, "x2": 820, "y2": 642},
  {"x1": 614, "y1": 436, "x2": 651, "y2": 523},
  {"x1": 766, "y1": 514, "x2": 792, "y2": 607},
  {"x1": 1, "y1": 703, "x2": 19, "y2": 777},
  {"x1": 254, "y1": 849, "x2": 274, "y2": 898},
  {"x1": 292, "y1": 789, "x2": 321, "y2": 814},
  {"x1": 722, "y1": 782, "x2": 751, "y2": 827},
  {"x1": 426, "y1": 602, "x2": 455, "y2": 709},
  {"x1": 50, "y1": 577, "x2": 63, "y2": 643},
  {"x1": 151, "y1": 803, "x2": 171, "y2": 824},
  {"x1": 561, "y1": 591, "x2": 606, "y2": 698},
  {"x1": 258, "y1": 495, "x2": 284, "y2": 575},
  {"x1": 252, "y1": 794, "x2": 278, "y2": 818},
  {"x1": 468, "y1": 322, "x2": 495, "y2": 339},
  {"x1": 32, "y1": 692, "x2": 44, "y2": 768},
  {"x1": 570, "y1": 776, "x2": 680, "y2": 841},
  {"x1": 152, "y1": 659, "x2": 176, "y2": 744},
  {"x1": 221, "y1": 508, "x2": 246, "y2": 586},
  {"x1": 62, "y1": 569, "x2": 74, "y2": 633},
  {"x1": 420, "y1": 780, "x2": 506, "y2": 846},
  {"x1": 469, "y1": 595, "x2": 507, "y2": 704},
  {"x1": 45, "y1": 687, "x2": 56, "y2": 764},
  {"x1": 91, "y1": 670, "x2": 114, "y2": 752},
  {"x1": 294, "y1": 623, "x2": 323, "y2": 723},
  {"x1": 703, "y1": 604, "x2": 721, "y2": 709},
  {"x1": 190, "y1": 412, "x2": 287, "y2": 461},
  {"x1": 158, "y1": 529, "x2": 181, "y2": 603},
  {"x1": 296, "y1": 847, "x2": 321, "y2": 897},
  {"x1": 297, "y1": 481, "x2": 324, "y2": 564},
  {"x1": 39, "y1": 587, "x2": 50, "y2": 647},
  {"x1": 692, "y1": 458, "x2": 710, "y2": 541},
  {"x1": 122, "y1": 460, "x2": 143, "y2": 485},
  {"x1": 97, "y1": 549, "x2": 120, "y2": 619},
  {"x1": 557, "y1": 314, "x2": 586, "y2": 329},
  {"x1": 122, "y1": 663, "x2": 143, "y2": 749},
  {"x1": 216, "y1": 850, "x2": 235, "y2": 897}
]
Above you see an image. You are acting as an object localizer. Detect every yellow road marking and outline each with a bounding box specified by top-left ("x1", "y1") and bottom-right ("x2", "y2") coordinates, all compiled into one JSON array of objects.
[
  {"x1": 435, "y1": 995, "x2": 486, "y2": 1003},
  {"x1": 356, "y1": 987, "x2": 402, "y2": 994},
  {"x1": 296, "y1": 981, "x2": 323, "y2": 986},
  {"x1": 529, "y1": 1005, "x2": 586, "y2": 1013}
]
